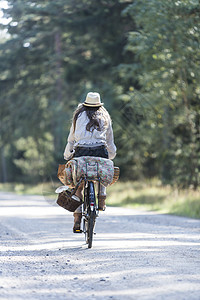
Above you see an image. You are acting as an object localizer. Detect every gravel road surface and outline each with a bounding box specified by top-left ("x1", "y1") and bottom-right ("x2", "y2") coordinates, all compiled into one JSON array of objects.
[{"x1": 0, "y1": 191, "x2": 200, "y2": 300}]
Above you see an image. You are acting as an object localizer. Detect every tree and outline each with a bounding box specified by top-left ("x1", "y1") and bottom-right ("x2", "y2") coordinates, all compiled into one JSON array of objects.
[
  {"x1": 119, "y1": 0, "x2": 200, "y2": 188},
  {"x1": 0, "y1": 0, "x2": 133, "y2": 182}
]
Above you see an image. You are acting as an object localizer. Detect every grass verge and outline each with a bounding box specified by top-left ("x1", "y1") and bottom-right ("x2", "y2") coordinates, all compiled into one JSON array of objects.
[
  {"x1": 0, "y1": 180, "x2": 199, "y2": 219},
  {"x1": 107, "y1": 180, "x2": 200, "y2": 219},
  {"x1": 0, "y1": 182, "x2": 59, "y2": 198}
]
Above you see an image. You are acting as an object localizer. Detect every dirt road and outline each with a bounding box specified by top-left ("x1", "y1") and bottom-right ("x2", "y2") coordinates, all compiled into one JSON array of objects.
[{"x1": 0, "y1": 191, "x2": 200, "y2": 300}]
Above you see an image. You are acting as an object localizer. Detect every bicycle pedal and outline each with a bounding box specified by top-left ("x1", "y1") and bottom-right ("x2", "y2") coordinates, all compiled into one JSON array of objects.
[{"x1": 73, "y1": 229, "x2": 83, "y2": 233}]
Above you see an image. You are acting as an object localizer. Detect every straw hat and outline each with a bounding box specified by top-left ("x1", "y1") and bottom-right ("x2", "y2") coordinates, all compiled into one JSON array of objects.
[{"x1": 83, "y1": 92, "x2": 104, "y2": 107}]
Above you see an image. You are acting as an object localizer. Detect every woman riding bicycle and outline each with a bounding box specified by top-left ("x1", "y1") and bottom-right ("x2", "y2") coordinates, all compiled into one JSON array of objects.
[{"x1": 63, "y1": 92, "x2": 116, "y2": 232}]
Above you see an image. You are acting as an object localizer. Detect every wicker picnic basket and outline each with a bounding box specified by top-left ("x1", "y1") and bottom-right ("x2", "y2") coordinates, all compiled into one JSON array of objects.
[
  {"x1": 56, "y1": 190, "x2": 82, "y2": 212},
  {"x1": 57, "y1": 164, "x2": 66, "y2": 185},
  {"x1": 110, "y1": 167, "x2": 120, "y2": 185}
]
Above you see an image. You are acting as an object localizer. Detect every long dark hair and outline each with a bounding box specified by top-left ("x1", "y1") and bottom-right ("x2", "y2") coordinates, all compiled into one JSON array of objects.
[{"x1": 72, "y1": 104, "x2": 109, "y2": 133}]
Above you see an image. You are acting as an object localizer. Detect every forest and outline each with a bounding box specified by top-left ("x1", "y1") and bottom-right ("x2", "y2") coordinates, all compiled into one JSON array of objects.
[{"x1": 0, "y1": 0, "x2": 200, "y2": 190}]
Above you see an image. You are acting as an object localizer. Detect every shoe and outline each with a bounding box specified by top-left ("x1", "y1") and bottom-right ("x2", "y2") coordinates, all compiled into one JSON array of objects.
[
  {"x1": 73, "y1": 213, "x2": 82, "y2": 233},
  {"x1": 98, "y1": 195, "x2": 106, "y2": 211},
  {"x1": 73, "y1": 223, "x2": 82, "y2": 233}
]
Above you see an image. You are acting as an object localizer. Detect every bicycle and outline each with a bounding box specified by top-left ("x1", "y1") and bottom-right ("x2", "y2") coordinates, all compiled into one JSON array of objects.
[
  {"x1": 56, "y1": 177, "x2": 99, "y2": 249},
  {"x1": 57, "y1": 158, "x2": 119, "y2": 248}
]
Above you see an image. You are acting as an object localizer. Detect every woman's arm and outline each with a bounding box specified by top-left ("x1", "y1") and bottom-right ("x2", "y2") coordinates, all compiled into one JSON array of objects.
[
  {"x1": 106, "y1": 120, "x2": 117, "y2": 160},
  {"x1": 63, "y1": 124, "x2": 75, "y2": 160}
]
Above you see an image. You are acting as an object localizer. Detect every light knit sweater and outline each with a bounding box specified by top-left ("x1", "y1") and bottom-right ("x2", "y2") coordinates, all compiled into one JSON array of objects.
[{"x1": 63, "y1": 111, "x2": 117, "y2": 160}]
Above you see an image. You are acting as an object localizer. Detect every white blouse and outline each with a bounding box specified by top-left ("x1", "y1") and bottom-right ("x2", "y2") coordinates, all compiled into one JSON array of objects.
[{"x1": 63, "y1": 111, "x2": 117, "y2": 160}]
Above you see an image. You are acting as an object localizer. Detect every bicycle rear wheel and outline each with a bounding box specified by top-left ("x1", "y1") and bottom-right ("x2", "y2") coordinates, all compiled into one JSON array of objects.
[
  {"x1": 84, "y1": 181, "x2": 96, "y2": 248},
  {"x1": 88, "y1": 210, "x2": 95, "y2": 248}
]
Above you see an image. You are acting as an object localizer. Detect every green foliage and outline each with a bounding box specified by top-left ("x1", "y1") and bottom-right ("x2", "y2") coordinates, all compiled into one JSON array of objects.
[
  {"x1": 0, "y1": 0, "x2": 132, "y2": 182},
  {"x1": 117, "y1": 0, "x2": 200, "y2": 188},
  {"x1": 0, "y1": 0, "x2": 199, "y2": 189},
  {"x1": 13, "y1": 134, "x2": 54, "y2": 182}
]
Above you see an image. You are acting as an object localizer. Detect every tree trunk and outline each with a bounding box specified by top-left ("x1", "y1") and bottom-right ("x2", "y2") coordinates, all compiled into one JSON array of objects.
[
  {"x1": 53, "y1": 29, "x2": 63, "y2": 156},
  {"x1": 161, "y1": 105, "x2": 171, "y2": 183},
  {"x1": 1, "y1": 147, "x2": 7, "y2": 182}
]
